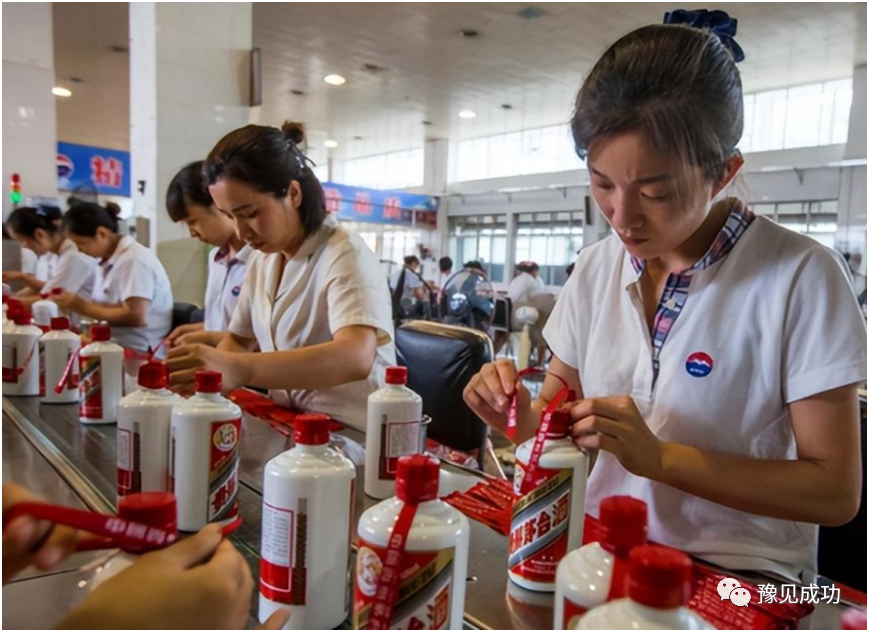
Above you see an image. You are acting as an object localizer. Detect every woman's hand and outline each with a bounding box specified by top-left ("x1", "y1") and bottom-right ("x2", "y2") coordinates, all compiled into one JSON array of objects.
[
  {"x1": 570, "y1": 396, "x2": 664, "y2": 480},
  {"x1": 59, "y1": 525, "x2": 289, "y2": 630},
  {"x1": 167, "y1": 344, "x2": 249, "y2": 395},
  {"x1": 463, "y1": 359, "x2": 532, "y2": 437},
  {"x1": 175, "y1": 330, "x2": 226, "y2": 348},
  {"x1": 166, "y1": 322, "x2": 203, "y2": 348},
  {"x1": 2, "y1": 484, "x2": 79, "y2": 585},
  {"x1": 2, "y1": 271, "x2": 23, "y2": 283},
  {"x1": 51, "y1": 290, "x2": 82, "y2": 313}
]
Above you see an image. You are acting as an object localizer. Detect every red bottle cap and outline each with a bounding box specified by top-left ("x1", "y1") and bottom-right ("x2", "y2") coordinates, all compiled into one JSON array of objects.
[
  {"x1": 39, "y1": 292, "x2": 49, "y2": 299},
  {"x1": 600, "y1": 496, "x2": 648, "y2": 554},
  {"x1": 51, "y1": 287, "x2": 64, "y2": 296},
  {"x1": 51, "y1": 316, "x2": 69, "y2": 331},
  {"x1": 396, "y1": 454, "x2": 439, "y2": 503},
  {"x1": 90, "y1": 324, "x2": 112, "y2": 341},
  {"x1": 544, "y1": 409, "x2": 571, "y2": 438},
  {"x1": 117, "y1": 491, "x2": 178, "y2": 534},
  {"x1": 138, "y1": 361, "x2": 169, "y2": 390},
  {"x1": 294, "y1": 413, "x2": 332, "y2": 445},
  {"x1": 194, "y1": 370, "x2": 221, "y2": 393},
  {"x1": 385, "y1": 366, "x2": 408, "y2": 385},
  {"x1": 13, "y1": 312, "x2": 32, "y2": 326},
  {"x1": 626, "y1": 545, "x2": 693, "y2": 609}
]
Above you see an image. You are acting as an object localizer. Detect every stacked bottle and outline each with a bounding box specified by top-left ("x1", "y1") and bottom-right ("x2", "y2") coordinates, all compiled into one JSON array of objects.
[
  {"x1": 2, "y1": 311, "x2": 42, "y2": 396},
  {"x1": 78, "y1": 325, "x2": 124, "y2": 424}
]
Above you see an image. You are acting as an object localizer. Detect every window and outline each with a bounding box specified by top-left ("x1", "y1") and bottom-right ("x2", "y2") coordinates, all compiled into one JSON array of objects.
[
  {"x1": 343, "y1": 148, "x2": 424, "y2": 190},
  {"x1": 740, "y1": 79, "x2": 852, "y2": 153},
  {"x1": 382, "y1": 227, "x2": 422, "y2": 265},
  {"x1": 748, "y1": 200, "x2": 838, "y2": 249},
  {"x1": 455, "y1": 124, "x2": 584, "y2": 182},
  {"x1": 514, "y1": 211, "x2": 584, "y2": 285},
  {"x1": 448, "y1": 215, "x2": 508, "y2": 282}
]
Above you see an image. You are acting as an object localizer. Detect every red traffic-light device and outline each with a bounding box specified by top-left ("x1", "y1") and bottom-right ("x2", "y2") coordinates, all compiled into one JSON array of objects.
[{"x1": 10, "y1": 173, "x2": 22, "y2": 205}]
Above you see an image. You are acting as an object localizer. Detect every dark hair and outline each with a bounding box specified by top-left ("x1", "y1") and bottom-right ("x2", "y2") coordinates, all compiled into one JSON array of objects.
[
  {"x1": 63, "y1": 202, "x2": 120, "y2": 236},
  {"x1": 166, "y1": 161, "x2": 213, "y2": 222},
  {"x1": 571, "y1": 24, "x2": 743, "y2": 183},
  {"x1": 205, "y1": 121, "x2": 326, "y2": 237},
  {"x1": 565, "y1": 262, "x2": 576, "y2": 278},
  {"x1": 464, "y1": 261, "x2": 485, "y2": 272},
  {"x1": 404, "y1": 255, "x2": 420, "y2": 267},
  {"x1": 439, "y1": 256, "x2": 453, "y2": 272},
  {"x1": 7, "y1": 206, "x2": 62, "y2": 238}
]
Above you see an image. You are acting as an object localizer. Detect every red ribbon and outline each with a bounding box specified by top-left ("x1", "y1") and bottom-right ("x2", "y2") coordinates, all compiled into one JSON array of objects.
[
  {"x1": 54, "y1": 347, "x2": 81, "y2": 394},
  {"x1": 367, "y1": 501, "x2": 419, "y2": 630}
]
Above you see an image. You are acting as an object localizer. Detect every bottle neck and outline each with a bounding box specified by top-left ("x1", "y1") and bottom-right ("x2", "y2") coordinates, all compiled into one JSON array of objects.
[
  {"x1": 194, "y1": 391, "x2": 224, "y2": 402},
  {"x1": 627, "y1": 598, "x2": 682, "y2": 622},
  {"x1": 294, "y1": 443, "x2": 330, "y2": 454}
]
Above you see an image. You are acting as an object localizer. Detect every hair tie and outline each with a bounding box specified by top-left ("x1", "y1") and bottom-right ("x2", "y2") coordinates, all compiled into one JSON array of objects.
[
  {"x1": 286, "y1": 139, "x2": 317, "y2": 171},
  {"x1": 663, "y1": 9, "x2": 745, "y2": 63}
]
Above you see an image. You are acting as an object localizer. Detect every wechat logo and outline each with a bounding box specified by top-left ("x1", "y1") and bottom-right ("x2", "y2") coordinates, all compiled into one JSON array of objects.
[{"x1": 718, "y1": 578, "x2": 751, "y2": 607}]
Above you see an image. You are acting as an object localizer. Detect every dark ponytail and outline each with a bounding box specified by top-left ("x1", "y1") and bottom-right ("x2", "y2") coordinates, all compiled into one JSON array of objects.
[
  {"x1": 63, "y1": 202, "x2": 120, "y2": 237},
  {"x1": 204, "y1": 121, "x2": 326, "y2": 237},
  {"x1": 7, "y1": 206, "x2": 62, "y2": 238}
]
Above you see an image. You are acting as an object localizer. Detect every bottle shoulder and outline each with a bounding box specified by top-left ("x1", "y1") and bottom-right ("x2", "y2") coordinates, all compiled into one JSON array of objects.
[
  {"x1": 358, "y1": 498, "x2": 470, "y2": 547},
  {"x1": 171, "y1": 394, "x2": 241, "y2": 420},
  {"x1": 266, "y1": 445, "x2": 356, "y2": 476}
]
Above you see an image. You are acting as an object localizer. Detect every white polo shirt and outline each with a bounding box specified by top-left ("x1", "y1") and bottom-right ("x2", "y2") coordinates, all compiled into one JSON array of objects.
[
  {"x1": 204, "y1": 244, "x2": 251, "y2": 332},
  {"x1": 229, "y1": 214, "x2": 396, "y2": 430},
  {"x1": 42, "y1": 239, "x2": 97, "y2": 299},
  {"x1": 35, "y1": 251, "x2": 58, "y2": 282},
  {"x1": 507, "y1": 272, "x2": 542, "y2": 304},
  {"x1": 94, "y1": 236, "x2": 174, "y2": 353},
  {"x1": 543, "y1": 214, "x2": 867, "y2": 580},
  {"x1": 20, "y1": 248, "x2": 37, "y2": 276}
]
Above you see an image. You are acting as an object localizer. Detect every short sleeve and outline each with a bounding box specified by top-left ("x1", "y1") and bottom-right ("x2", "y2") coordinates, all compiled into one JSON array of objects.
[
  {"x1": 115, "y1": 258, "x2": 155, "y2": 302},
  {"x1": 326, "y1": 245, "x2": 394, "y2": 346},
  {"x1": 542, "y1": 260, "x2": 583, "y2": 369},
  {"x1": 782, "y1": 248, "x2": 867, "y2": 403},
  {"x1": 227, "y1": 259, "x2": 256, "y2": 339},
  {"x1": 43, "y1": 253, "x2": 96, "y2": 296}
]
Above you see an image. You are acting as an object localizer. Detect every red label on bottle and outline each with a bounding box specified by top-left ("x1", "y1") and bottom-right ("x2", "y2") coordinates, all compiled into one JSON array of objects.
[
  {"x1": 2, "y1": 342, "x2": 18, "y2": 383},
  {"x1": 38, "y1": 342, "x2": 45, "y2": 396},
  {"x1": 117, "y1": 423, "x2": 141, "y2": 496},
  {"x1": 378, "y1": 417, "x2": 423, "y2": 481},
  {"x1": 208, "y1": 418, "x2": 241, "y2": 523},
  {"x1": 79, "y1": 356, "x2": 102, "y2": 418},
  {"x1": 260, "y1": 500, "x2": 307, "y2": 605},
  {"x1": 509, "y1": 463, "x2": 573, "y2": 585},
  {"x1": 354, "y1": 540, "x2": 454, "y2": 630}
]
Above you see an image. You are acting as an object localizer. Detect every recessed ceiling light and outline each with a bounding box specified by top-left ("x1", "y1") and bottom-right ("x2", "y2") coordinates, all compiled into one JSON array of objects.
[
  {"x1": 324, "y1": 140, "x2": 338, "y2": 148},
  {"x1": 52, "y1": 87, "x2": 72, "y2": 98},
  {"x1": 324, "y1": 74, "x2": 346, "y2": 86},
  {"x1": 421, "y1": 120, "x2": 433, "y2": 126},
  {"x1": 363, "y1": 63, "x2": 386, "y2": 72},
  {"x1": 353, "y1": 135, "x2": 363, "y2": 140},
  {"x1": 290, "y1": 89, "x2": 306, "y2": 96},
  {"x1": 501, "y1": 103, "x2": 514, "y2": 110},
  {"x1": 458, "y1": 29, "x2": 479, "y2": 38},
  {"x1": 459, "y1": 110, "x2": 477, "y2": 119},
  {"x1": 517, "y1": 6, "x2": 546, "y2": 20}
]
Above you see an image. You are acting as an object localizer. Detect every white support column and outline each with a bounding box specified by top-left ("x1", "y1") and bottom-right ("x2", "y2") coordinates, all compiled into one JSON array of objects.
[
  {"x1": 128, "y1": 2, "x2": 252, "y2": 302},
  {"x1": 2, "y1": 2, "x2": 58, "y2": 215}
]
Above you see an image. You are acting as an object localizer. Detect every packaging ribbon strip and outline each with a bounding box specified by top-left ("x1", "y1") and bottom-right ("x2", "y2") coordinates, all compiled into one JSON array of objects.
[{"x1": 229, "y1": 388, "x2": 343, "y2": 436}]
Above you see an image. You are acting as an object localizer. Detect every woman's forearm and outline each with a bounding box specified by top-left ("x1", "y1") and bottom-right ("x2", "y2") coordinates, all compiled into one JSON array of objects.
[
  {"x1": 76, "y1": 300, "x2": 144, "y2": 328},
  {"x1": 656, "y1": 442, "x2": 859, "y2": 526},
  {"x1": 234, "y1": 336, "x2": 374, "y2": 392},
  {"x1": 22, "y1": 274, "x2": 44, "y2": 292}
]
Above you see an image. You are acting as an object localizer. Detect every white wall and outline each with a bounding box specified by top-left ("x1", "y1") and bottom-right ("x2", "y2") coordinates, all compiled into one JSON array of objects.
[{"x1": 2, "y1": 2, "x2": 58, "y2": 216}]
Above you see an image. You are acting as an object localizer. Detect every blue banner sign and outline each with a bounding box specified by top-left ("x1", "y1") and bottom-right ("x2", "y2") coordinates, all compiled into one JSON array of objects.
[
  {"x1": 57, "y1": 142, "x2": 131, "y2": 197},
  {"x1": 322, "y1": 182, "x2": 437, "y2": 226}
]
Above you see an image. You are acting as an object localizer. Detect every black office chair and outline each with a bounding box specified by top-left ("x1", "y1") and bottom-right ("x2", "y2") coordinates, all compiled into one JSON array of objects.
[
  {"x1": 395, "y1": 321, "x2": 493, "y2": 466},
  {"x1": 817, "y1": 394, "x2": 867, "y2": 591},
  {"x1": 171, "y1": 302, "x2": 199, "y2": 331}
]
